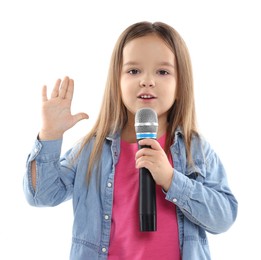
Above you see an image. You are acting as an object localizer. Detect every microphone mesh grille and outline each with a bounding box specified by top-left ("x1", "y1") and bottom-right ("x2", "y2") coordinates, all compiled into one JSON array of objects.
[{"x1": 135, "y1": 108, "x2": 158, "y2": 134}]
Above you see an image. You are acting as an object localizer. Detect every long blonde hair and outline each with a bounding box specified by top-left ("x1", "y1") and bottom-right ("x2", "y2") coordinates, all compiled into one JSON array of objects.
[{"x1": 79, "y1": 21, "x2": 197, "y2": 182}]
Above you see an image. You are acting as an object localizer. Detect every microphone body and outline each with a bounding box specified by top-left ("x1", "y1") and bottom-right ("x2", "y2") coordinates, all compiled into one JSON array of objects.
[{"x1": 135, "y1": 108, "x2": 158, "y2": 232}]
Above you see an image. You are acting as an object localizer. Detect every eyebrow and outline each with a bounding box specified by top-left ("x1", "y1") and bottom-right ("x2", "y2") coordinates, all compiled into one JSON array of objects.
[
  {"x1": 159, "y1": 62, "x2": 175, "y2": 68},
  {"x1": 122, "y1": 61, "x2": 139, "y2": 67},
  {"x1": 122, "y1": 61, "x2": 175, "y2": 68}
]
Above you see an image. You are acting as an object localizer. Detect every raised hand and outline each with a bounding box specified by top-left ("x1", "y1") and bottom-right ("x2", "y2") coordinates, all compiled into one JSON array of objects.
[{"x1": 39, "y1": 76, "x2": 89, "y2": 140}]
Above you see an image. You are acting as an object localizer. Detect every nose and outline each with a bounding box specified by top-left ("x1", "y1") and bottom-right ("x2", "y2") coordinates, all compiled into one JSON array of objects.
[{"x1": 139, "y1": 78, "x2": 155, "y2": 88}]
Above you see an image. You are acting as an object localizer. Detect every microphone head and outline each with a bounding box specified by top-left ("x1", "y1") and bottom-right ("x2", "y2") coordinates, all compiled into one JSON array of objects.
[{"x1": 135, "y1": 108, "x2": 158, "y2": 139}]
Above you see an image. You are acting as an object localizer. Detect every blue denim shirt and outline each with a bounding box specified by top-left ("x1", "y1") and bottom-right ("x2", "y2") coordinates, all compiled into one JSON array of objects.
[{"x1": 23, "y1": 128, "x2": 238, "y2": 260}]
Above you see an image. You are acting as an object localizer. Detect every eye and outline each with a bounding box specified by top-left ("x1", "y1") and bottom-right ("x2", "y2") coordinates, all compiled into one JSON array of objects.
[
  {"x1": 158, "y1": 70, "x2": 169, "y2": 75},
  {"x1": 128, "y1": 69, "x2": 140, "y2": 75}
]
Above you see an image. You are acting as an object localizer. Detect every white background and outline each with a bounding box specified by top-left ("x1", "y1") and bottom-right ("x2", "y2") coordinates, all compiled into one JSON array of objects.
[{"x1": 0, "y1": 0, "x2": 260, "y2": 259}]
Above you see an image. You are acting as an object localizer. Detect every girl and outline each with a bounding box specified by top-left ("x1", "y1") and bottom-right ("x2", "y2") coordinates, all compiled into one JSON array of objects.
[{"x1": 24, "y1": 21, "x2": 238, "y2": 260}]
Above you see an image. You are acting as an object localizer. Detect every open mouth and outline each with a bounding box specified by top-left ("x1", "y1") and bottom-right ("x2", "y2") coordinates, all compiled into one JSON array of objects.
[{"x1": 138, "y1": 94, "x2": 156, "y2": 100}]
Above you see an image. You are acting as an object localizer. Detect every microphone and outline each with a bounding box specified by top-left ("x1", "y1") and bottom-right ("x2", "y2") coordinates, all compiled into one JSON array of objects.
[{"x1": 135, "y1": 107, "x2": 158, "y2": 232}]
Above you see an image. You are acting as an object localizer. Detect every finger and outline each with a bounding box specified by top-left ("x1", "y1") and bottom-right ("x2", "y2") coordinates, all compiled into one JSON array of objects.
[
  {"x1": 65, "y1": 79, "x2": 74, "y2": 100},
  {"x1": 72, "y1": 113, "x2": 89, "y2": 125},
  {"x1": 136, "y1": 156, "x2": 154, "y2": 169},
  {"x1": 136, "y1": 154, "x2": 154, "y2": 163},
  {"x1": 51, "y1": 79, "x2": 61, "y2": 98},
  {"x1": 136, "y1": 147, "x2": 155, "y2": 160},
  {"x1": 138, "y1": 139, "x2": 162, "y2": 150},
  {"x1": 42, "y1": 85, "x2": 48, "y2": 102},
  {"x1": 59, "y1": 76, "x2": 69, "y2": 99}
]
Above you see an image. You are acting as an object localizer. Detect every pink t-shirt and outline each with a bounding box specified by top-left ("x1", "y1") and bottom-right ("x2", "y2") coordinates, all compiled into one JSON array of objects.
[{"x1": 108, "y1": 134, "x2": 181, "y2": 260}]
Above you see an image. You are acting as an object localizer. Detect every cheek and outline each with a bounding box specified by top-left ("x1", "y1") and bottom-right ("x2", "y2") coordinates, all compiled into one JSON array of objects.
[
  {"x1": 164, "y1": 96, "x2": 176, "y2": 108},
  {"x1": 165, "y1": 84, "x2": 176, "y2": 100},
  {"x1": 120, "y1": 83, "x2": 132, "y2": 107},
  {"x1": 120, "y1": 79, "x2": 126, "y2": 98},
  {"x1": 120, "y1": 86, "x2": 129, "y2": 103},
  {"x1": 121, "y1": 78, "x2": 136, "y2": 97}
]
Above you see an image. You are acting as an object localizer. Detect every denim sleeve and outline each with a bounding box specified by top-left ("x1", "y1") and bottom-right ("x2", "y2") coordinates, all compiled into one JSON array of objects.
[
  {"x1": 165, "y1": 141, "x2": 238, "y2": 234},
  {"x1": 23, "y1": 138, "x2": 77, "y2": 207}
]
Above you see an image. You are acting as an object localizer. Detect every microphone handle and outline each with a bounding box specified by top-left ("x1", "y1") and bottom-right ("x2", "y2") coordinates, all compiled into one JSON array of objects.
[{"x1": 138, "y1": 144, "x2": 157, "y2": 232}]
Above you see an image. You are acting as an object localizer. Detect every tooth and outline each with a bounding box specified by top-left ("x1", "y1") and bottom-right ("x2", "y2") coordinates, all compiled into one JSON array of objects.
[{"x1": 140, "y1": 95, "x2": 153, "y2": 99}]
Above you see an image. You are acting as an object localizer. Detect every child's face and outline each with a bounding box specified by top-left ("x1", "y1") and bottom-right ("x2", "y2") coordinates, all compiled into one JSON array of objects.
[{"x1": 120, "y1": 34, "x2": 177, "y2": 124}]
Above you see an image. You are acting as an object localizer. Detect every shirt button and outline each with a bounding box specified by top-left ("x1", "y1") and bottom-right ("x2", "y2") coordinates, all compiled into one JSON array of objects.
[
  {"x1": 172, "y1": 198, "x2": 177, "y2": 203},
  {"x1": 102, "y1": 247, "x2": 107, "y2": 253},
  {"x1": 107, "y1": 182, "x2": 112, "y2": 188},
  {"x1": 104, "y1": 215, "x2": 109, "y2": 220}
]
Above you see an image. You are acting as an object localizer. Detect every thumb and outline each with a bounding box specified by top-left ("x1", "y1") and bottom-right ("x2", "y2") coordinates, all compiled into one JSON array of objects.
[{"x1": 72, "y1": 113, "x2": 89, "y2": 125}]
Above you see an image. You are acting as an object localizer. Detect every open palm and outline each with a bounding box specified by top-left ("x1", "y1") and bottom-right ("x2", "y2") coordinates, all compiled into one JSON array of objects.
[{"x1": 40, "y1": 76, "x2": 88, "y2": 140}]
